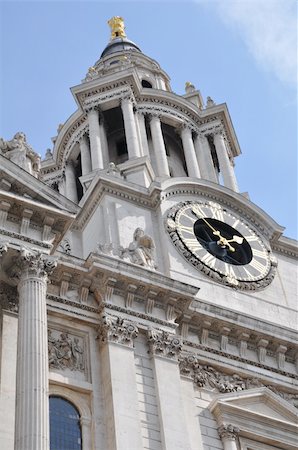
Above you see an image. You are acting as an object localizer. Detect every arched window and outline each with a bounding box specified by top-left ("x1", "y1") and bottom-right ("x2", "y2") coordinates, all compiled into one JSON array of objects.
[
  {"x1": 141, "y1": 79, "x2": 153, "y2": 88},
  {"x1": 50, "y1": 396, "x2": 82, "y2": 450}
]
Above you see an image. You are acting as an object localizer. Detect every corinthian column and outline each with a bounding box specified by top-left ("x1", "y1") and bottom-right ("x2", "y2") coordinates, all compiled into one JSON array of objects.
[
  {"x1": 213, "y1": 131, "x2": 239, "y2": 192},
  {"x1": 65, "y1": 161, "x2": 78, "y2": 203},
  {"x1": 149, "y1": 115, "x2": 170, "y2": 177},
  {"x1": 15, "y1": 248, "x2": 57, "y2": 450},
  {"x1": 180, "y1": 126, "x2": 201, "y2": 178},
  {"x1": 121, "y1": 97, "x2": 141, "y2": 159}
]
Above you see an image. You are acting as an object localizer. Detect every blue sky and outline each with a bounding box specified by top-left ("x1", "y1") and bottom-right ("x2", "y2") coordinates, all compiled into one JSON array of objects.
[{"x1": 0, "y1": 1, "x2": 297, "y2": 239}]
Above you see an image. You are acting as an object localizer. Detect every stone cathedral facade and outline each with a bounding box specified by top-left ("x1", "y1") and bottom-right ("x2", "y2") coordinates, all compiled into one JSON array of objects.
[{"x1": 0, "y1": 16, "x2": 297, "y2": 450}]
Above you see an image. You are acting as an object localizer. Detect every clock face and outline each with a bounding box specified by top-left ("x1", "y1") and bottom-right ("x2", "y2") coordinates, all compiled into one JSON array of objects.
[{"x1": 166, "y1": 200, "x2": 277, "y2": 289}]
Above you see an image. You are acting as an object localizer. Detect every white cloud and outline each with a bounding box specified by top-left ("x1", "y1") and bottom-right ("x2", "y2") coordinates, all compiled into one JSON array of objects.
[{"x1": 201, "y1": 0, "x2": 297, "y2": 87}]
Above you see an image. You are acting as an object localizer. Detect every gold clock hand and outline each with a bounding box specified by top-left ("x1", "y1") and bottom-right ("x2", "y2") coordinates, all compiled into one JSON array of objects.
[{"x1": 226, "y1": 235, "x2": 244, "y2": 245}]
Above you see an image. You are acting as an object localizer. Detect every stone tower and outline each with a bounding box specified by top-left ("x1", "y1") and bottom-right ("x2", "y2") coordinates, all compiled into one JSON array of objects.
[{"x1": 0, "y1": 16, "x2": 297, "y2": 450}]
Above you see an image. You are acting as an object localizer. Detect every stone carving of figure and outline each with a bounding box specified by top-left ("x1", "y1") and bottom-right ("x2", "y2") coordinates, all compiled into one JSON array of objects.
[
  {"x1": 124, "y1": 228, "x2": 156, "y2": 269},
  {"x1": 48, "y1": 330, "x2": 84, "y2": 372},
  {"x1": 72, "y1": 338, "x2": 84, "y2": 370},
  {"x1": 0, "y1": 132, "x2": 40, "y2": 177}
]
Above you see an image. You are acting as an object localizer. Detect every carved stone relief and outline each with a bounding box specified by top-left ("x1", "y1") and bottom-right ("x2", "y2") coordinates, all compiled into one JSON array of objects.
[
  {"x1": 179, "y1": 353, "x2": 298, "y2": 408},
  {"x1": 48, "y1": 329, "x2": 85, "y2": 372}
]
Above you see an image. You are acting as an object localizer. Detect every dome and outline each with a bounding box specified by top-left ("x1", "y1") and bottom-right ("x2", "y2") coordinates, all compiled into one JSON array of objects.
[{"x1": 100, "y1": 36, "x2": 142, "y2": 58}]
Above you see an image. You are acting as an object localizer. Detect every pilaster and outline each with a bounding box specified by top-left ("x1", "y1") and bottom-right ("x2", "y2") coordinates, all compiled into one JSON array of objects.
[
  {"x1": 147, "y1": 329, "x2": 192, "y2": 450},
  {"x1": 98, "y1": 314, "x2": 143, "y2": 450}
]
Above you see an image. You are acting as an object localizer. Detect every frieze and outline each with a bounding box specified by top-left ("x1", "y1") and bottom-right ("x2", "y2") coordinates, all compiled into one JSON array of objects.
[
  {"x1": 179, "y1": 353, "x2": 298, "y2": 408},
  {"x1": 97, "y1": 314, "x2": 139, "y2": 347},
  {"x1": 137, "y1": 104, "x2": 198, "y2": 131},
  {"x1": 147, "y1": 328, "x2": 182, "y2": 359},
  {"x1": 48, "y1": 329, "x2": 85, "y2": 372},
  {"x1": 0, "y1": 228, "x2": 52, "y2": 249},
  {"x1": 83, "y1": 86, "x2": 133, "y2": 111}
]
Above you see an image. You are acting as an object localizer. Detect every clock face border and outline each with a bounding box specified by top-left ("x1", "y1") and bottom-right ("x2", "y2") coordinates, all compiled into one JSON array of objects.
[{"x1": 165, "y1": 200, "x2": 277, "y2": 290}]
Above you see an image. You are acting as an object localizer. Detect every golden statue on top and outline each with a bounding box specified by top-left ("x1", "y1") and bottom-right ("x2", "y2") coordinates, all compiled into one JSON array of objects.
[{"x1": 108, "y1": 16, "x2": 127, "y2": 40}]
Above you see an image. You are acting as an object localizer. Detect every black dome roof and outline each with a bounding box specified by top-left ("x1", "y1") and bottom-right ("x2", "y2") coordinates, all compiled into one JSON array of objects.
[{"x1": 100, "y1": 37, "x2": 142, "y2": 58}]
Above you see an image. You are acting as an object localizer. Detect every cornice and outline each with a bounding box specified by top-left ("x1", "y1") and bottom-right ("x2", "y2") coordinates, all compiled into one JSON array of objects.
[
  {"x1": 73, "y1": 174, "x2": 162, "y2": 230},
  {"x1": 159, "y1": 178, "x2": 284, "y2": 242},
  {"x1": 272, "y1": 235, "x2": 298, "y2": 259}
]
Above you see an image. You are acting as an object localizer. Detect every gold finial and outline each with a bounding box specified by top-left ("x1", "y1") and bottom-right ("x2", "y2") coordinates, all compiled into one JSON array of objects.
[{"x1": 108, "y1": 16, "x2": 126, "y2": 40}]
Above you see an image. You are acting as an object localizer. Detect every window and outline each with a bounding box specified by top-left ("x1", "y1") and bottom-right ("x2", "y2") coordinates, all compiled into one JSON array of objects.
[
  {"x1": 50, "y1": 396, "x2": 82, "y2": 450},
  {"x1": 141, "y1": 79, "x2": 153, "y2": 88}
]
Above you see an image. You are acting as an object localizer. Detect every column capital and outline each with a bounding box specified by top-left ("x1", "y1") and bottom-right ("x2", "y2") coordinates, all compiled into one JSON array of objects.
[
  {"x1": 148, "y1": 112, "x2": 163, "y2": 121},
  {"x1": 147, "y1": 328, "x2": 182, "y2": 359},
  {"x1": 97, "y1": 314, "x2": 139, "y2": 347},
  {"x1": 16, "y1": 247, "x2": 57, "y2": 281},
  {"x1": 218, "y1": 424, "x2": 240, "y2": 441}
]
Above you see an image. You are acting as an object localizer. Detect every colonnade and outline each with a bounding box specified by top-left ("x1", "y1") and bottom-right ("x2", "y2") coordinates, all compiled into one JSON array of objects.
[{"x1": 64, "y1": 97, "x2": 239, "y2": 201}]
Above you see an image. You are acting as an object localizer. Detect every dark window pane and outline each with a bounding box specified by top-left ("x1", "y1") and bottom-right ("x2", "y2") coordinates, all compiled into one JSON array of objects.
[{"x1": 50, "y1": 396, "x2": 82, "y2": 450}]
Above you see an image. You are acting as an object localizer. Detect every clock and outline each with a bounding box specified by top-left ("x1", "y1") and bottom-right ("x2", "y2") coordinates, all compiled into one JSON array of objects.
[{"x1": 165, "y1": 200, "x2": 277, "y2": 289}]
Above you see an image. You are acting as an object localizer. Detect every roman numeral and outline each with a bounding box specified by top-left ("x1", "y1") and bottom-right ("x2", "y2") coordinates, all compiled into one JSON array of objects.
[
  {"x1": 211, "y1": 208, "x2": 224, "y2": 222},
  {"x1": 252, "y1": 249, "x2": 267, "y2": 259},
  {"x1": 184, "y1": 238, "x2": 201, "y2": 251},
  {"x1": 191, "y1": 204, "x2": 206, "y2": 218},
  {"x1": 201, "y1": 253, "x2": 216, "y2": 268},
  {"x1": 246, "y1": 235, "x2": 258, "y2": 242},
  {"x1": 232, "y1": 219, "x2": 240, "y2": 228},
  {"x1": 178, "y1": 225, "x2": 194, "y2": 234},
  {"x1": 242, "y1": 267, "x2": 255, "y2": 280},
  {"x1": 250, "y1": 258, "x2": 267, "y2": 273}
]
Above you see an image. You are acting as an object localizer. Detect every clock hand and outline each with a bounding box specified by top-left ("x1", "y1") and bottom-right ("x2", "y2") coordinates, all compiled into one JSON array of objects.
[{"x1": 226, "y1": 235, "x2": 244, "y2": 245}]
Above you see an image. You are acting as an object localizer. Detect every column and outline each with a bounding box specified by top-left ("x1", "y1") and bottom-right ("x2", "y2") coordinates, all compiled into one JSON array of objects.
[
  {"x1": 79, "y1": 135, "x2": 92, "y2": 176},
  {"x1": 180, "y1": 126, "x2": 201, "y2": 178},
  {"x1": 99, "y1": 118, "x2": 110, "y2": 167},
  {"x1": 88, "y1": 108, "x2": 104, "y2": 170},
  {"x1": 194, "y1": 133, "x2": 218, "y2": 182},
  {"x1": 15, "y1": 248, "x2": 57, "y2": 450},
  {"x1": 65, "y1": 161, "x2": 78, "y2": 203},
  {"x1": 218, "y1": 424, "x2": 240, "y2": 450},
  {"x1": 213, "y1": 132, "x2": 239, "y2": 191},
  {"x1": 147, "y1": 330, "x2": 192, "y2": 450},
  {"x1": 98, "y1": 314, "x2": 143, "y2": 450},
  {"x1": 136, "y1": 111, "x2": 149, "y2": 156},
  {"x1": 121, "y1": 98, "x2": 141, "y2": 159},
  {"x1": 149, "y1": 115, "x2": 170, "y2": 177}
]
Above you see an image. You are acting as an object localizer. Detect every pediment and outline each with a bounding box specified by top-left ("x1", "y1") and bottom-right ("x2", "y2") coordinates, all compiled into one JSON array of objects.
[
  {"x1": 209, "y1": 387, "x2": 298, "y2": 450},
  {"x1": 211, "y1": 388, "x2": 298, "y2": 423},
  {"x1": 0, "y1": 154, "x2": 79, "y2": 250},
  {"x1": 0, "y1": 154, "x2": 78, "y2": 214}
]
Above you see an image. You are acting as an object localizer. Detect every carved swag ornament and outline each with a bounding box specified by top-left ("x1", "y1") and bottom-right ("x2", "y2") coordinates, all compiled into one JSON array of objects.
[{"x1": 179, "y1": 354, "x2": 298, "y2": 408}]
